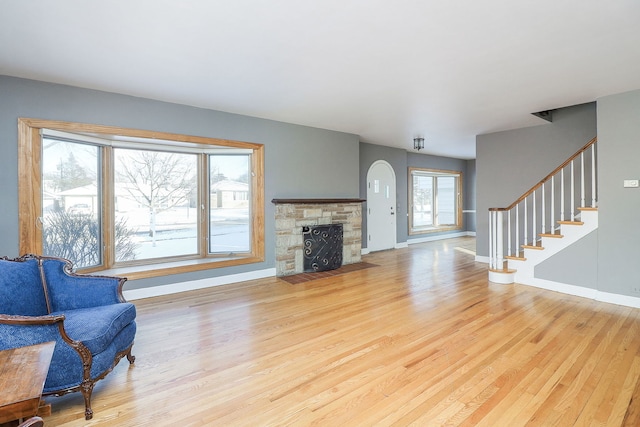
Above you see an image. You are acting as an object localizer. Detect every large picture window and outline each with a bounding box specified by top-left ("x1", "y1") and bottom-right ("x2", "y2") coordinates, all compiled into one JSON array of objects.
[
  {"x1": 19, "y1": 118, "x2": 264, "y2": 279},
  {"x1": 409, "y1": 168, "x2": 462, "y2": 235}
]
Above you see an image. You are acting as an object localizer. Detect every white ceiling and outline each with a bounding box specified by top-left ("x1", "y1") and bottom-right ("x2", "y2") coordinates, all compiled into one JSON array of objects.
[{"x1": 2, "y1": 1, "x2": 640, "y2": 159}]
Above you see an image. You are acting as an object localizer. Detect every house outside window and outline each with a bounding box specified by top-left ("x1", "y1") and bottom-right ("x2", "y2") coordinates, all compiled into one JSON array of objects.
[
  {"x1": 19, "y1": 118, "x2": 264, "y2": 279},
  {"x1": 409, "y1": 167, "x2": 462, "y2": 234}
]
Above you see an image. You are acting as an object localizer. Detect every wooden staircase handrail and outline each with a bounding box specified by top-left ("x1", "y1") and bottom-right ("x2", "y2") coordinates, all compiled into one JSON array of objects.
[{"x1": 489, "y1": 137, "x2": 597, "y2": 212}]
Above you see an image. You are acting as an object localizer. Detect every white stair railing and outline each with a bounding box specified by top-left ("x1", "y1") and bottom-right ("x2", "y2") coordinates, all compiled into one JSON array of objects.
[{"x1": 489, "y1": 137, "x2": 597, "y2": 272}]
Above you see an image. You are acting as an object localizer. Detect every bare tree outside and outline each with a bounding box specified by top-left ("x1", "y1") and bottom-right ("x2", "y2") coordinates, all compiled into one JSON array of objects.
[
  {"x1": 43, "y1": 212, "x2": 138, "y2": 268},
  {"x1": 41, "y1": 139, "x2": 137, "y2": 268},
  {"x1": 114, "y1": 149, "x2": 197, "y2": 250},
  {"x1": 412, "y1": 175, "x2": 433, "y2": 227},
  {"x1": 44, "y1": 151, "x2": 94, "y2": 193}
]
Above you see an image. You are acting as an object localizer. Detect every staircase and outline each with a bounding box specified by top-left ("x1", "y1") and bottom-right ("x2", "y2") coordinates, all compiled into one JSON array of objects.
[{"x1": 488, "y1": 137, "x2": 597, "y2": 285}]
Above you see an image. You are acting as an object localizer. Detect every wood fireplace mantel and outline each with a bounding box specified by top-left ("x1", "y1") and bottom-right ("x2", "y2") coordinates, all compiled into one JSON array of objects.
[{"x1": 271, "y1": 198, "x2": 366, "y2": 204}]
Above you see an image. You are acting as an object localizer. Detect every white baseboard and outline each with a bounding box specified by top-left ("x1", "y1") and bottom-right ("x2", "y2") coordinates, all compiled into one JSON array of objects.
[
  {"x1": 596, "y1": 291, "x2": 640, "y2": 308},
  {"x1": 524, "y1": 278, "x2": 598, "y2": 300},
  {"x1": 516, "y1": 277, "x2": 640, "y2": 309},
  {"x1": 123, "y1": 254, "x2": 640, "y2": 310},
  {"x1": 123, "y1": 268, "x2": 276, "y2": 301},
  {"x1": 361, "y1": 242, "x2": 407, "y2": 255},
  {"x1": 361, "y1": 232, "x2": 476, "y2": 255},
  {"x1": 408, "y1": 231, "x2": 475, "y2": 245}
]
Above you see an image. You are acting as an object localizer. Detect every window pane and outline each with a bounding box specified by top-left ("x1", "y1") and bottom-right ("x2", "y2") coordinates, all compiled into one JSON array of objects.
[
  {"x1": 412, "y1": 175, "x2": 433, "y2": 227},
  {"x1": 409, "y1": 168, "x2": 461, "y2": 235},
  {"x1": 210, "y1": 155, "x2": 250, "y2": 253},
  {"x1": 437, "y1": 176, "x2": 456, "y2": 225},
  {"x1": 114, "y1": 149, "x2": 198, "y2": 261},
  {"x1": 41, "y1": 139, "x2": 101, "y2": 268}
]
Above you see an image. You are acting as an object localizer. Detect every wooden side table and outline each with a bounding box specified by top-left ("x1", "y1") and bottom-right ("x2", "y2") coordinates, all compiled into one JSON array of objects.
[{"x1": 0, "y1": 342, "x2": 55, "y2": 424}]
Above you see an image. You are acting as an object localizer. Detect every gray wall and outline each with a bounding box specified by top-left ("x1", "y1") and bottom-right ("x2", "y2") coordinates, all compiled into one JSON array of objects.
[
  {"x1": 535, "y1": 230, "x2": 598, "y2": 289},
  {"x1": 476, "y1": 102, "x2": 597, "y2": 257},
  {"x1": 597, "y1": 89, "x2": 640, "y2": 297},
  {"x1": 359, "y1": 142, "x2": 473, "y2": 248},
  {"x1": 0, "y1": 76, "x2": 360, "y2": 290}
]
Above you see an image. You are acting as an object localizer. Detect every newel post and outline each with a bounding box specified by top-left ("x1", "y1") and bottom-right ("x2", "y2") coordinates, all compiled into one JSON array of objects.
[
  {"x1": 488, "y1": 208, "x2": 515, "y2": 284},
  {"x1": 489, "y1": 209, "x2": 504, "y2": 270}
]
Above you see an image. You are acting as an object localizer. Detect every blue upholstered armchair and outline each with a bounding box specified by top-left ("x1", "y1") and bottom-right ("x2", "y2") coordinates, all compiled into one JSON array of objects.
[{"x1": 0, "y1": 255, "x2": 136, "y2": 420}]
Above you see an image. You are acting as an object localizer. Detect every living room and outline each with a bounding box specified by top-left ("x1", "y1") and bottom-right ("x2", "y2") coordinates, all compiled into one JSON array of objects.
[{"x1": 2, "y1": 1, "x2": 640, "y2": 426}]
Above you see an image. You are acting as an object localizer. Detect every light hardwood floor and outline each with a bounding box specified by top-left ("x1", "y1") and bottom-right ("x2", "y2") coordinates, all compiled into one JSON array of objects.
[{"x1": 43, "y1": 237, "x2": 640, "y2": 426}]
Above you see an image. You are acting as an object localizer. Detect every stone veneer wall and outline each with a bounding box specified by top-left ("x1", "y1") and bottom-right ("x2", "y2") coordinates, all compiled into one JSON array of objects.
[{"x1": 275, "y1": 202, "x2": 363, "y2": 276}]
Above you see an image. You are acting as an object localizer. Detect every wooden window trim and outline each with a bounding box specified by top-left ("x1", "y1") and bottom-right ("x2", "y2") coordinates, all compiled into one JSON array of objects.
[
  {"x1": 18, "y1": 118, "x2": 265, "y2": 280},
  {"x1": 408, "y1": 167, "x2": 463, "y2": 236}
]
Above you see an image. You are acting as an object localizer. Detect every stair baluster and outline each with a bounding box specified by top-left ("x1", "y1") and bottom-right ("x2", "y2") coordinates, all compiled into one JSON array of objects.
[
  {"x1": 560, "y1": 166, "x2": 565, "y2": 221},
  {"x1": 581, "y1": 151, "x2": 586, "y2": 208},
  {"x1": 515, "y1": 204, "x2": 519, "y2": 258},
  {"x1": 550, "y1": 176, "x2": 555, "y2": 233},
  {"x1": 507, "y1": 208, "x2": 512, "y2": 258},
  {"x1": 523, "y1": 198, "x2": 528, "y2": 250},
  {"x1": 570, "y1": 160, "x2": 575, "y2": 220},
  {"x1": 591, "y1": 144, "x2": 596, "y2": 207},
  {"x1": 541, "y1": 183, "x2": 546, "y2": 235}
]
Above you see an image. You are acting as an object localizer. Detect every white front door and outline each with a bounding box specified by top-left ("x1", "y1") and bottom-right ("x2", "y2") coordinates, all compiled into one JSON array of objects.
[{"x1": 366, "y1": 160, "x2": 397, "y2": 251}]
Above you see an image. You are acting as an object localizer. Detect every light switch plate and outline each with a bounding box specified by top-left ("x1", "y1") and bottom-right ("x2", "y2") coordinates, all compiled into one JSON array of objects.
[{"x1": 623, "y1": 179, "x2": 639, "y2": 188}]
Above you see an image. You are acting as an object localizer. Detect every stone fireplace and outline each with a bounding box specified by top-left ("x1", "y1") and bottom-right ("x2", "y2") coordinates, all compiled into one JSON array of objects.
[{"x1": 272, "y1": 199, "x2": 365, "y2": 276}]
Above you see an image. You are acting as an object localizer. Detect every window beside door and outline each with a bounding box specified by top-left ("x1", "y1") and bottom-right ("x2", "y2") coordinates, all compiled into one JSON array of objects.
[{"x1": 409, "y1": 168, "x2": 462, "y2": 235}]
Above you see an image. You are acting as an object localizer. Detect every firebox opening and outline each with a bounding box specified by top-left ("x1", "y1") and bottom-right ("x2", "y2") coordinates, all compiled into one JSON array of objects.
[{"x1": 303, "y1": 224, "x2": 343, "y2": 272}]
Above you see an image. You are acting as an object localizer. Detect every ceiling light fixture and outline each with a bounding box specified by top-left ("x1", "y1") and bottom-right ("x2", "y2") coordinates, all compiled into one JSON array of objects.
[{"x1": 413, "y1": 137, "x2": 425, "y2": 151}]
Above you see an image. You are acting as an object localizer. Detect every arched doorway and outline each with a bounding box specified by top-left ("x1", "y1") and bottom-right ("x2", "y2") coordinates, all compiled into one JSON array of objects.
[{"x1": 366, "y1": 160, "x2": 397, "y2": 251}]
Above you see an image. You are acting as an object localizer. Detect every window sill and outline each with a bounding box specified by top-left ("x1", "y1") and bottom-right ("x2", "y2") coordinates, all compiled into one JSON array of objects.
[{"x1": 97, "y1": 256, "x2": 264, "y2": 281}]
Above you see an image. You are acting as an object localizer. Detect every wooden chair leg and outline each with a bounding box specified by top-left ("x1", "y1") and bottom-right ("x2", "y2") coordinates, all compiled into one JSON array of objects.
[
  {"x1": 126, "y1": 348, "x2": 135, "y2": 364},
  {"x1": 80, "y1": 380, "x2": 94, "y2": 420}
]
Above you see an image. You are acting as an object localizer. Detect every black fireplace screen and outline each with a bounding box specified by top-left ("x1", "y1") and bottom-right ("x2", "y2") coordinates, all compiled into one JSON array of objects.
[{"x1": 302, "y1": 224, "x2": 343, "y2": 272}]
